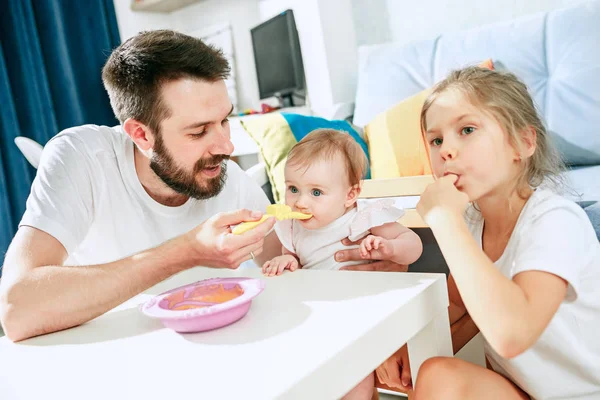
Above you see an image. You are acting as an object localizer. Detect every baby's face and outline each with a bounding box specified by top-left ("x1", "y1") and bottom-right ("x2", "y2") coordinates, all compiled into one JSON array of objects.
[{"x1": 284, "y1": 153, "x2": 356, "y2": 230}]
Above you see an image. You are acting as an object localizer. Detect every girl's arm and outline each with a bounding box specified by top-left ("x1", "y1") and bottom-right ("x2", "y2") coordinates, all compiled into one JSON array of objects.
[
  {"x1": 425, "y1": 206, "x2": 567, "y2": 359},
  {"x1": 368, "y1": 222, "x2": 423, "y2": 265}
]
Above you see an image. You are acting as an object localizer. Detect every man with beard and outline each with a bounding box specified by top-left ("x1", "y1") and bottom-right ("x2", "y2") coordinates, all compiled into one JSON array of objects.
[{"x1": 0, "y1": 30, "x2": 405, "y2": 342}]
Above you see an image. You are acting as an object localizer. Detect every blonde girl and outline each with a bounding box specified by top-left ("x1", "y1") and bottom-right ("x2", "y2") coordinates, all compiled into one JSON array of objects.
[{"x1": 380, "y1": 66, "x2": 600, "y2": 400}]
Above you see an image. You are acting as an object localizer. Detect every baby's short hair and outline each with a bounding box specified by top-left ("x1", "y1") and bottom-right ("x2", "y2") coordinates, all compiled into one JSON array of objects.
[{"x1": 286, "y1": 128, "x2": 367, "y2": 186}]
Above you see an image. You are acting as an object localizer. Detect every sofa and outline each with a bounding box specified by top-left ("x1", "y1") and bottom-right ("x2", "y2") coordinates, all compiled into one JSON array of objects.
[{"x1": 352, "y1": 0, "x2": 600, "y2": 248}]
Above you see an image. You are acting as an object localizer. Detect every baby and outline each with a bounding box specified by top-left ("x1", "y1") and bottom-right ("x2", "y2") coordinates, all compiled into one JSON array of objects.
[{"x1": 262, "y1": 128, "x2": 423, "y2": 400}]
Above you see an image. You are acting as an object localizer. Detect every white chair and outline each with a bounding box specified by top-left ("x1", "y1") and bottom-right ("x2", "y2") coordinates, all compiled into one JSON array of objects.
[{"x1": 14, "y1": 136, "x2": 44, "y2": 169}]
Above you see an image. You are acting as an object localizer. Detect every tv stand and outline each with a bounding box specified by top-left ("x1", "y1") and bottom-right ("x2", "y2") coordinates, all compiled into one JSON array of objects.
[
  {"x1": 277, "y1": 93, "x2": 294, "y2": 108},
  {"x1": 275, "y1": 92, "x2": 306, "y2": 108}
]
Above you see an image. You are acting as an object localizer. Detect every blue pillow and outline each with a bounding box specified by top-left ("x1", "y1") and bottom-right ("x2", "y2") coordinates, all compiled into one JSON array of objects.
[{"x1": 282, "y1": 113, "x2": 371, "y2": 179}]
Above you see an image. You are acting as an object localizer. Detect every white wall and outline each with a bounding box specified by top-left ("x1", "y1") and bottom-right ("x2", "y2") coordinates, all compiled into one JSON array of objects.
[
  {"x1": 258, "y1": 0, "x2": 295, "y2": 21},
  {"x1": 351, "y1": 0, "x2": 392, "y2": 46},
  {"x1": 286, "y1": 0, "x2": 335, "y2": 113},
  {"x1": 170, "y1": 0, "x2": 262, "y2": 111},
  {"x1": 318, "y1": 0, "x2": 358, "y2": 107},
  {"x1": 113, "y1": 0, "x2": 360, "y2": 112},
  {"x1": 112, "y1": 0, "x2": 584, "y2": 113},
  {"x1": 113, "y1": 0, "x2": 172, "y2": 41},
  {"x1": 112, "y1": 1, "x2": 261, "y2": 110},
  {"x1": 385, "y1": 0, "x2": 583, "y2": 47}
]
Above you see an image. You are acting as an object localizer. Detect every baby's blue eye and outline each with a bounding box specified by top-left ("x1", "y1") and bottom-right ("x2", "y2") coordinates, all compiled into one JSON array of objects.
[
  {"x1": 312, "y1": 189, "x2": 322, "y2": 197},
  {"x1": 431, "y1": 138, "x2": 443, "y2": 146},
  {"x1": 462, "y1": 127, "x2": 475, "y2": 135},
  {"x1": 289, "y1": 186, "x2": 298, "y2": 194}
]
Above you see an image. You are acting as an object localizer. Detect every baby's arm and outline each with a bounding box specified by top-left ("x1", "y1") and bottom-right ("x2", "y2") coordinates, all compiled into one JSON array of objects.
[
  {"x1": 360, "y1": 222, "x2": 423, "y2": 265},
  {"x1": 262, "y1": 246, "x2": 299, "y2": 276}
]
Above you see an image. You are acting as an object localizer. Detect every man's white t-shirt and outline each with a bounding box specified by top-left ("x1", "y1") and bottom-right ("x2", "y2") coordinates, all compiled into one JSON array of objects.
[
  {"x1": 19, "y1": 124, "x2": 270, "y2": 266},
  {"x1": 466, "y1": 189, "x2": 600, "y2": 400}
]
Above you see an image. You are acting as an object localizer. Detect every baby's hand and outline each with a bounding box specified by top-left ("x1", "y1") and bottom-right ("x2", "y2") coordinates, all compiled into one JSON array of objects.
[
  {"x1": 359, "y1": 235, "x2": 392, "y2": 259},
  {"x1": 262, "y1": 255, "x2": 299, "y2": 277}
]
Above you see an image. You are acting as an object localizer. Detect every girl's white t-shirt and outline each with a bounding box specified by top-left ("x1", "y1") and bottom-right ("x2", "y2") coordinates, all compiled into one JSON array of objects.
[
  {"x1": 466, "y1": 189, "x2": 600, "y2": 400},
  {"x1": 19, "y1": 124, "x2": 270, "y2": 266}
]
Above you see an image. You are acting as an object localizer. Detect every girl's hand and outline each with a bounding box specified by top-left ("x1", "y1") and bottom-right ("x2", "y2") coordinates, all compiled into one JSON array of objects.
[
  {"x1": 359, "y1": 235, "x2": 392, "y2": 259},
  {"x1": 376, "y1": 344, "x2": 412, "y2": 390},
  {"x1": 417, "y1": 174, "x2": 469, "y2": 225},
  {"x1": 262, "y1": 254, "x2": 299, "y2": 277}
]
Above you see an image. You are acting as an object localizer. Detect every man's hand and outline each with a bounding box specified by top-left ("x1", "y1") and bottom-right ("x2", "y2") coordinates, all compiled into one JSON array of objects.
[
  {"x1": 336, "y1": 238, "x2": 409, "y2": 272},
  {"x1": 185, "y1": 209, "x2": 276, "y2": 269},
  {"x1": 0, "y1": 209, "x2": 275, "y2": 342},
  {"x1": 376, "y1": 344, "x2": 412, "y2": 390}
]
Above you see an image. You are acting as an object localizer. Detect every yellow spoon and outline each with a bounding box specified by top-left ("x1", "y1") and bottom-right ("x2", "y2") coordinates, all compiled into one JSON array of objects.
[{"x1": 232, "y1": 204, "x2": 312, "y2": 235}]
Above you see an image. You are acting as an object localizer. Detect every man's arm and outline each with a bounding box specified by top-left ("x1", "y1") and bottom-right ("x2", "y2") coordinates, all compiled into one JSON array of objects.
[
  {"x1": 0, "y1": 227, "x2": 194, "y2": 342},
  {"x1": 0, "y1": 211, "x2": 275, "y2": 342}
]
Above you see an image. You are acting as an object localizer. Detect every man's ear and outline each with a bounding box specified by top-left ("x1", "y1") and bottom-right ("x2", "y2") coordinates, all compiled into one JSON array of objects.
[
  {"x1": 515, "y1": 126, "x2": 537, "y2": 161},
  {"x1": 345, "y1": 184, "x2": 361, "y2": 208},
  {"x1": 123, "y1": 118, "x2": 155, "y2": 151}
]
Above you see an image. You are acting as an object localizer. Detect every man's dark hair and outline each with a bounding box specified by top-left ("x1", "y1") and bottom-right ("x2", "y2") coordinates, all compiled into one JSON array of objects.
[{"x1": 102, "y1": 30, "x2": 230, "y2": 134}]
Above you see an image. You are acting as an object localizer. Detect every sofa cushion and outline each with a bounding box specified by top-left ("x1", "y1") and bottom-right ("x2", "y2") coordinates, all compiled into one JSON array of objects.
[
  {"x1": 564, "y1": 165, "x2": 600, "y2": 202},
  {"x1": 582, "y1": 202, "x2": 600, "y2": 241},
  {"x1": 365, "y1": 89, "x2": 433, "y2": 179},
  {"x1": 353, "y1": 1, "x2": 600, "y2": 166}
]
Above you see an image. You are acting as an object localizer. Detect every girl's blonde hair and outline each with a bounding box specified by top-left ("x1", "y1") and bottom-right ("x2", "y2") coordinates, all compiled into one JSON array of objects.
[
  {"x1": 420, "y1": 66, "x2": 566, "y2": 196},
  {"x1": 286, "y1": 128, "x2": 368, "y2": 186}
]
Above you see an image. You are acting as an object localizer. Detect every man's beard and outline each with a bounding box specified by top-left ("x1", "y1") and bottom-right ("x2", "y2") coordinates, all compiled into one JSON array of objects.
[{"x1": 149, "y1": 134, "x2": 229, "y2": 200}]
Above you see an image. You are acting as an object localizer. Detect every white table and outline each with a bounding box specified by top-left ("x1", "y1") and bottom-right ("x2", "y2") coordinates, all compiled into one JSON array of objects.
[{"x1": 0, "y1": 268, "x2": 452, "y2": 400}]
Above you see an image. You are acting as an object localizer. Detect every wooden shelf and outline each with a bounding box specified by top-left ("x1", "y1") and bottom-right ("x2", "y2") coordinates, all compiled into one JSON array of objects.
[{"x1": 131, "y1": 0, "x2": 204, "y2": 13}]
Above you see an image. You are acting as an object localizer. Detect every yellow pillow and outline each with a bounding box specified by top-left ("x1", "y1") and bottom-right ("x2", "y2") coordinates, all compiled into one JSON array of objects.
[
  {"x1": 365, "y1": 89, "x2": 433, "y2": 179},
  {"x1": 366, "y1": 59, "x2": 494, "y2": 179},
  {"x1": 241, "y1": 113, "x2": 295, "y2": 204}
]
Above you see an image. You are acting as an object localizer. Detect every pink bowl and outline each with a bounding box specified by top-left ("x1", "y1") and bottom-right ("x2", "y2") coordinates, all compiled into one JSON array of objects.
[{"x1": 140, "y1": 277, "x2": 265, "y2": 333}]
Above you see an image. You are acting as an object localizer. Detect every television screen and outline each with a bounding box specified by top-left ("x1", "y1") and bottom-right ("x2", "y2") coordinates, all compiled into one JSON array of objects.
[{"x1": 251, "y1": 10, "x2": 304, "y2": 101}]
